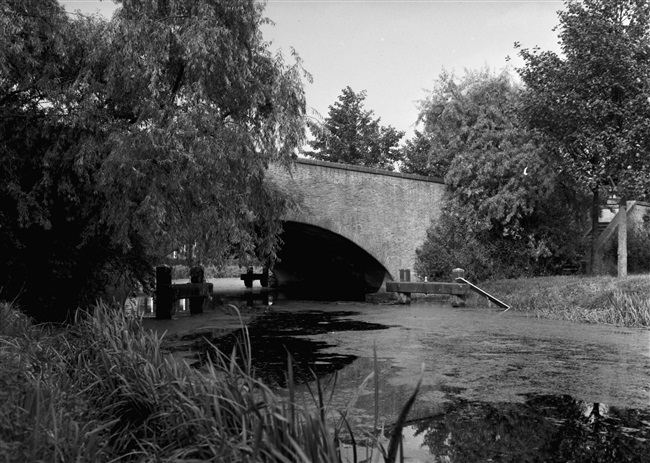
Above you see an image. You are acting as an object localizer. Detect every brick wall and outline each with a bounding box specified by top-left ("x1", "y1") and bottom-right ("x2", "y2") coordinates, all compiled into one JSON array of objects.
[{"x1": 268, "y1": 158, "x2": 446, "y2": 281}]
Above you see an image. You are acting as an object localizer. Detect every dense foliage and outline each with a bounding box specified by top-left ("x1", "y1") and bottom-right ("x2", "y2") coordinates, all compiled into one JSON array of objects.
[
  {"x1": 402, "y1": 68, "x2": 514, "y2": 179},
  {"x1": 517, "y1": 0, "x2": 650, "y2": 272},
  {"x1": 409, "y1": 70, "x2": 587, "y2": 281},
  {"x1": 304, "y1": 86, "x2": 404, "y2": 170},
  {"x1": 0, "y1": 0, "x2": 307, "y2": 321}
]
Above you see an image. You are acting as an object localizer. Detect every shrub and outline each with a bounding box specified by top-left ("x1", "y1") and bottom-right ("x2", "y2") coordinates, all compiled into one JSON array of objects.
[
  {"x1": 415, "y1": 216, "x2": 496, "y2": 282},
  {"x1": 171, "y1": 264, "x2": 248, "y2": 280},
  {"x1": 415, "y1": 200, "x2": 587, "y2": 282}
]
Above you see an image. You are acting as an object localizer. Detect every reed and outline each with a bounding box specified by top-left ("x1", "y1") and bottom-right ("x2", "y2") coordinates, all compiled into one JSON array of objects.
[{"x1": 0, "y1": 301, "x2": 418, "y2": 462}]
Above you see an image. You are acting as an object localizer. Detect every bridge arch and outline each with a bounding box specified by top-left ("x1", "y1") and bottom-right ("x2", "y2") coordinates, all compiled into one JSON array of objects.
[{"x1": 272, "y1": 220, "x2": 389, "y2": 299}]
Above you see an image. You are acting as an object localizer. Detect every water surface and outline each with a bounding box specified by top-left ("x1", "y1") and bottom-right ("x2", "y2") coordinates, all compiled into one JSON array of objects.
[{"x1": 156, "y1": 295, "x2": 650, "y2": 461}]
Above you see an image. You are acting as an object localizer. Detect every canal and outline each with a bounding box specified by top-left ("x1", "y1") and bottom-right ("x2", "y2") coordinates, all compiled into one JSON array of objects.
[{"x1": 142, "y1": 286, "x2": 650, "y2": 462}]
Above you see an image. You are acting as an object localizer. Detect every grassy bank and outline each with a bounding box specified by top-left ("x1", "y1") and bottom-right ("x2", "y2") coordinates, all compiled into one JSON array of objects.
[
  {"x1": 480, "y1": 274, "x2": 650, "y2": 328},
  {"x1": 0, "y1": 302, "x2": 415, "y2": 463}
]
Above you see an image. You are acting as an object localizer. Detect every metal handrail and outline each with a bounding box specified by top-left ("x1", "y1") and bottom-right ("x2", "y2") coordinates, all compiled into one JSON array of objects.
[{"x1": 454, "y1": 277, "x2": 510, "y2": 310}]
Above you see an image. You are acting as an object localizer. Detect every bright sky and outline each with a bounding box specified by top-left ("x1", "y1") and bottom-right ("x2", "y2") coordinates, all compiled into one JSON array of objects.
[{"x1": 60, "y1": 0, "x2": 565, "y2": 138}]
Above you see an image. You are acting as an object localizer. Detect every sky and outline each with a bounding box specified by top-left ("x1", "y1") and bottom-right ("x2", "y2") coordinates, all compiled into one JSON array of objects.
[{"x1": 60, "y1": 0, "x2": 565, "y2": 139}]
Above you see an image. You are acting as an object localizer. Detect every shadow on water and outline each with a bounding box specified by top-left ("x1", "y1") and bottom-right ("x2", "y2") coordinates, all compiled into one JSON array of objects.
[
  {"x1": 197, "y1": 309, "x2": 392, "y2": 387},
  {"x1": 391, "y1": 393, "x2": 650, "y2": 463}
]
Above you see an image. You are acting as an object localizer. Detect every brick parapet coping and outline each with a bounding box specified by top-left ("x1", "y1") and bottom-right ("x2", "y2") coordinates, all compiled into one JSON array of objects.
[{"x1": 294, "y1": 157, "x2": 445, "y2": 185}]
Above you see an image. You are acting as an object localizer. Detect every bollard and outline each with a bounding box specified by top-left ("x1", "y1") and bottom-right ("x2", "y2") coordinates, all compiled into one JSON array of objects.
[
  {"x1": 451, "y1": 268, "x2": 467, "y2": 307},
  {"x1": 189, "y1": 265, "x2": 206, "y2": 314},
  {"x1": 155, "y1": 265, "x2": 174, "y2": 319},
  {"x1": 451, "y1": 268, "x2": 465, "y2": 280}
]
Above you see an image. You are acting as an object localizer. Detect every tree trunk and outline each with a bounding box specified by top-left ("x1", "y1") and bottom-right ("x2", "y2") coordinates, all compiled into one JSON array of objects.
[
  {"x1": 589, "y1": 187, "x2": 600, "y2": 275},
  {"x1": 618, "y1": 197, "x2": 627, "y2": 278}
]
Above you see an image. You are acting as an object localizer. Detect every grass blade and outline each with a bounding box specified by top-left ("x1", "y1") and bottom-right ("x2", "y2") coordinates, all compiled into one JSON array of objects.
[{"x1": 385, "y1": 363, "x2": 424, "y2": 463}]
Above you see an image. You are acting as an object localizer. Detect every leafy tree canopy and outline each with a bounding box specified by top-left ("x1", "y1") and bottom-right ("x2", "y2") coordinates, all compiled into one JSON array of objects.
[
  {"x1": 304, "y1": 86, "x2": 404, "y2": 170},
  {"x1": 517, "y1": 0, "x2": 650, "y2": 200},
  {"x1": 517, "y1": 0, "x2": 650, "y2": 273},
  {"x1": 0, "y1": 0, "x2": 308, "y2": 321},
  {"x1": 402, "y1": 68, "x2": 519, "y2": 178},
  {"x1": 412, "y1": 69, "x2": 588, "y2": 281}
]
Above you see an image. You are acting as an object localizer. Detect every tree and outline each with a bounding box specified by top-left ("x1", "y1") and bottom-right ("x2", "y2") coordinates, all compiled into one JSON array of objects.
[
  {"x1": 402, "y1": 68, "x2": 512, "y2": 178},
  {"x1": 304, "y1": 86, "x2": 404, "y2": 170},
  {"x1": 0, "y1": 0, "x2": 308, "y2": 321},
  {"x1": 399, "y1": 130, "x2": 436, "y2": 177},
  {"x1": 517, "y1": 0, "x2": 650, "y2": 275},
  {"x1": 411, "y1": 69, "x2": 588, "y2": 281}
]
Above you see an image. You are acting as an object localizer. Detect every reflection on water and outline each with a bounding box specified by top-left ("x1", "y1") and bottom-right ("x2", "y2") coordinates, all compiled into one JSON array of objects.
[
  {"x1": 124, "y1": 296, "x2": 190, "y2": 315},
  {"x1": 204, "y1": 310, "x2": 392, "y2": 386},
  {"x1": 396, "y1": 394, "x2": 650, "y2": 463}
]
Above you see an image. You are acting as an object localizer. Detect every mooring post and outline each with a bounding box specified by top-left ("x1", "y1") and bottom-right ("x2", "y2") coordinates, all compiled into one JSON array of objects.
[
  {"x1": 451, "y1": 268, "x2": 467, "y2": 307},
  {"x1": 260, "y1": 266, "x2": 269, "y2": 287},
  {"x1": 243, "y1": 267, "x2": 254, "y2": 288},
  {"x1": 155, "y1": 265, "x2": 174, "y2": 319},
  {"x1": 189, "y1": 265, "x2": 205, "y2": 314}
]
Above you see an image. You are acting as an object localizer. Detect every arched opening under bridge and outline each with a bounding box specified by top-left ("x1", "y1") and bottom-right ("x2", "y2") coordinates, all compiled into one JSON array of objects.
[{"x1": 271, "y1": 221, "x2": 389, "y2": 300}]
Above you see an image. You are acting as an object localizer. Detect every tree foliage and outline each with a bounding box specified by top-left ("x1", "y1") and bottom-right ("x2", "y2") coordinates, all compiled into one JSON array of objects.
[
  {"x1": 0, "y1": 0, "x2": 308, "y2": 321},
  {"x1": 517, "y1": 0, "x2": 650, "y2": 272},
  {"x1": 304, "y1": 86, "x2": 404, "y2": 170},
  {"x1": 410, "y1": 69, "x2": 588, "y2": 281},
  {"x1": 402, "y1": 68, "x2": 518, "y2": 178}
]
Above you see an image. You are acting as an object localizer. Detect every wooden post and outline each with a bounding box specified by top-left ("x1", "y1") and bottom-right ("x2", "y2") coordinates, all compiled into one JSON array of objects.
[
  {"x1": 260, "y1": 266, "x2": 269, "y2": 288},
  {"x1": 244, "y1": 267, "x2": 254, "y2": 288},
  {"x1": 155, "y1": 265, "x2": 174, "y2": 319},
  {"x1": 189, "y1": 265, "x2": 206, "y2": 314},
  {"x1": 451, "y1": 268, "x2": 466, "y2": 307},
  {"x1": 618, "y1": 198, "x2": 628, "y2": 278},
  {"x1": 589, "y1": 187, "x2": 601, "y2": 275}
]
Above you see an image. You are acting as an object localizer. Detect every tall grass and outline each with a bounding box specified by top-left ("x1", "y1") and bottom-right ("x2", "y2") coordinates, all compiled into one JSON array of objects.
[
  {"x1": 0, "y1": 302, "x2": 417, "y2": 462},
  {"x1": 480, "y1": 274, "x2": 650, "y2": 327}
]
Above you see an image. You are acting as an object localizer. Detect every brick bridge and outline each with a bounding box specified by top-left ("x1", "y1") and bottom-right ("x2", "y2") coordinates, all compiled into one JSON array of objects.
[{"x1": 266, "y1": 159, "x2": 445, "y2": 297}]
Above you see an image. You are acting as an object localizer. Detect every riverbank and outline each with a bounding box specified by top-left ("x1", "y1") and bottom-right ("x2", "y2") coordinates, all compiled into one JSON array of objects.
[{"x1": 480, "y1": 273, "x2": 650, "y2": 328}]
